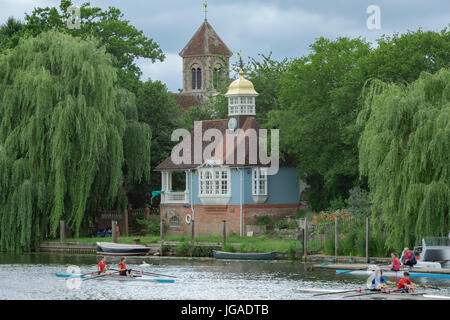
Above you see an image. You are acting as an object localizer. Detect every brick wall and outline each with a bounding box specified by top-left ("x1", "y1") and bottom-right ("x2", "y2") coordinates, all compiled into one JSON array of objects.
[{"x1": 160, "y1": 203, "x2": 299, "y2": 237}]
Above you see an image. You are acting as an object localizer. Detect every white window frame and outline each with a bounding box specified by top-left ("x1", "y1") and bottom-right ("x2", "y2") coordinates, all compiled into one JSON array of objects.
[
  {"x1": 198, "y1": 167, "x2": 232, "y2": 205},
  {"x1": 252, "y1": 167, "x2": 268, "y2": 196},
  {"x1": 198, "y1": 167, "x2": 231, "y2": 197}
]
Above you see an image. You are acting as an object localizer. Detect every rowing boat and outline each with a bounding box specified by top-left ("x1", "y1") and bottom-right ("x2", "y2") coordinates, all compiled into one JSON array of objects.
[
  {"x1": 299, "y1": 288, "x2": 450, "y2": 300},
  {"x1": 55, "y1": 273, "x2": 174, "y2": 283},
  {"x1": 96, "y1": 242, "x2": 150, "y2": 256},
  {"x1": 212, "y1": 250, "x2": 276, "y2": 260},
  {"x1": 335, "y1": 269, "x2": 450, "y2": 279}
]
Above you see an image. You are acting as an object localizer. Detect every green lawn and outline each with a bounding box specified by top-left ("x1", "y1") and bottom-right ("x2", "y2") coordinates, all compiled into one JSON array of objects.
[{"x1": 45, "y1": 235, "x2": 302, "y2": 253}]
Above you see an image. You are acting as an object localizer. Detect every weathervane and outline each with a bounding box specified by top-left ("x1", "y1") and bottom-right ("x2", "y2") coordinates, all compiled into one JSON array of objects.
[
  {"x1": 238, "y1": 50, "x2": 244, "y2": 71},
  {"x1": 203, "y1": 1, "x2": 208, "y2": 21}
]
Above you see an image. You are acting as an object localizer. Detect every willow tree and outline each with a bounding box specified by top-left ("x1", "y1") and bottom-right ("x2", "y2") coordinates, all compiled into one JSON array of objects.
[
  {"x1": 358, "y1": 68, "x2": 449, "y2": 250},
  {"x1": 0, "y1": 31, "x2": 151, "y2": 252}
]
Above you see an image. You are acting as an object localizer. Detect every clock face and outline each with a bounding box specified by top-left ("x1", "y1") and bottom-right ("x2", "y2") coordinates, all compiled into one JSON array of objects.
[{"x1": 228, "y1": 117, "x2": 237, "y2": 131}]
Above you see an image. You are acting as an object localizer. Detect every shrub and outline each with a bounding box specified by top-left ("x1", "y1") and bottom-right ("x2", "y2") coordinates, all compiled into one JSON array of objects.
[
  {"x1": 255, "y1": 215, "x2": 271, "y2": 226},
  {"x1": 275, "y1": 220, "x2": 289, "y2": 229},
  {"x1": 345, "y1": 186, "x2": 371, "y2": 217},
  {"x1": 330, "y1": 197, "x2": 345, "y2": 210},
  {"x1": 136, "y1": 217, "x2": 160, "y2": 235}
]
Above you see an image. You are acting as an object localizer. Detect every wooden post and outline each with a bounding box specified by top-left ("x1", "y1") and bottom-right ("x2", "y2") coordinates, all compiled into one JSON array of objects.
[
  {"x1": 303, "y1": 218, "x2": 308, "y2": 258},
  {"x1": 60, "y1": 220, "x2": 65, "y2": 243},
  {"x1": 366, "y1": 216, "x2": 370, "y2": 263},
  {"x1": 112, "y1": 220, "x2": 117, "y2": 243},
  {"x1": 222, "y1": 220, "x2": 226, "y2": 248},
  {"x1": 124, "y1": 209, "x2": 129, "y2": 237},
  {"x1": 335, "y1": 217, "x2": 338, "y2": 258},
  {"x1": 190, "y1": 220, "x2": 195, "y2": 244},
  {"x1": 160, "y1": 218, "x2": 164, "y2": 242}
]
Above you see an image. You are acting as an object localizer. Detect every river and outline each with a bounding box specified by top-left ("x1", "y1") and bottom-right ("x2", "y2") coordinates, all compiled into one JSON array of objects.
[{"x1": 0, "y1": 253, "x2": 449, "y2": 300}]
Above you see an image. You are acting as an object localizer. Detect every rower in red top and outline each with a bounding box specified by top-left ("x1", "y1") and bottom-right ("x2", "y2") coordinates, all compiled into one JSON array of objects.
[
  {"x1": 97, "y1": 256, "x2": 107, "y2": 274},
  {"x1": 397, "y1": 272, "x2": 417, "y2": 293},
  {"x1": 390, "y1": 252, "x2": 401, "y2": 271},
  {"x1": 118, "y1": 257, "x2": 134, "y2": 277}
]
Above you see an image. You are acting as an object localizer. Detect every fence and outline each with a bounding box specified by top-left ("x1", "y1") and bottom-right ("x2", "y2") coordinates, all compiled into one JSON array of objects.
[
  {"x1": 301, "y1": 214, "x2": 377, "y2": 261},
  {"x1": 96, "y1": 207, "x2": 160, "y2": 237}
]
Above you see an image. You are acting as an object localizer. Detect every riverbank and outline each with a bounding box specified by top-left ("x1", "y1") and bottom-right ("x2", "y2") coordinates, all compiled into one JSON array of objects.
[{"x1": 41, "y1": 236, "x2": 397, "y2": 262}]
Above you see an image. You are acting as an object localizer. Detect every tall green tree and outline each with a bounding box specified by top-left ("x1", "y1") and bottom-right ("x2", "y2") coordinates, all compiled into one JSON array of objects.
[
  {"x1": 135, "y1": 80, "x2": 180, "y2": 202},
  {"x1": 0, "y1": 17, "x2": 23, "y2": 52},
  {"x1": 358, "y1": 69, "x2": 449, "y2": 251},
  {"x1": 362, "y1": 29, "x2": 450, "y2": 83},
  {"x1": 269, "y1": 37, "x2": 372, "y2": 211},
  {"x1": 20, "y1": 0, "x2": 164, "y2": 92},
  {"x1": 0, "y1": 31, "x2": 150, "y2": 251}
]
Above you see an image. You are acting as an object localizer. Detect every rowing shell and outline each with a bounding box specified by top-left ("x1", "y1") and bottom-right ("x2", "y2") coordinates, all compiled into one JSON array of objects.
[
  {"x1": 55, "y1": 273, "x2": 175, "y2": 283},
  {"x1": 336, "y1": 269, "x2": 450, "y2": 279},
  {"x1": 299, "y1": 289, "x2": 450, "y2": 300}
]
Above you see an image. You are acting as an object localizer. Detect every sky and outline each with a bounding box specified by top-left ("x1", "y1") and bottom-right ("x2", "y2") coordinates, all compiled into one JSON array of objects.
[{"x1": 1, "y1": 0, "x2": 449, "y2": 92}]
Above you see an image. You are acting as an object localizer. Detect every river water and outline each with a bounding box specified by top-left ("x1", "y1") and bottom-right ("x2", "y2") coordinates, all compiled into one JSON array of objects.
[{"x1": 0, "y1": 253, "x2": 449, "y2": 300}]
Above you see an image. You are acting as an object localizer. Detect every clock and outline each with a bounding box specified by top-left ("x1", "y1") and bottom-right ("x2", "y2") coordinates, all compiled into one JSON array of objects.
[{"x1": 228, "y1": 117, "x2": 237, "y2": 131}]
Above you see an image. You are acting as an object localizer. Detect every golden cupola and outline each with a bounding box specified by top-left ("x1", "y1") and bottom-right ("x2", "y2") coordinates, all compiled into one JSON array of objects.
[
  {"x1": 225, "y1": 57, "x2": 258, "y2": 120},
  {"x1": 225, "y1": 69, "x2": 258, "y2": 96}
]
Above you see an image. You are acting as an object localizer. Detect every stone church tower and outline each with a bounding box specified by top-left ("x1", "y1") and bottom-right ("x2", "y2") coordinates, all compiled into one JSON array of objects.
[{"x1": 172, "y1": 15, "x2": 232, "y2": 109}]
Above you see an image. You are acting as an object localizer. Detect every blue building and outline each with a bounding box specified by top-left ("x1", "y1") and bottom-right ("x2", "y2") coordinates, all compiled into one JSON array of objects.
[{"x1": 156, "y1": 66, "x2": 306, "y2": 236}]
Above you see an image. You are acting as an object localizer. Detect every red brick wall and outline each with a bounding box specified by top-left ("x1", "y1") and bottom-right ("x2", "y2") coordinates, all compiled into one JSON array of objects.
[{"x1": 160, "y1": 204, "x2": 299, "y2": 237}]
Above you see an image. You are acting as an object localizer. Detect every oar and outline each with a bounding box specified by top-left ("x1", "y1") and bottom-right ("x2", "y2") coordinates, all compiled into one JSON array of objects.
[
  {"x1": 109, "y1": 268, "x2": 177, "y2": 279},
  {"x1": 82, "y1": 271, "x2": 120, "y2": 281},
  {"x1": 343, "y1": 288, "x2": 403, "y2": 298},
  {"x1": 338, "y1": 263, "x2": 393, "y2": 275},
  {"x1": 312, "y1": 288, "x2": 368, "y2": 297}
]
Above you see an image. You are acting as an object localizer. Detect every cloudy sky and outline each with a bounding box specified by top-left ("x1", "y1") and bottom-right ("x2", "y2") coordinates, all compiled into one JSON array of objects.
[{"x1": 1, "y1": 0, "x2": 449, "y2": 91}]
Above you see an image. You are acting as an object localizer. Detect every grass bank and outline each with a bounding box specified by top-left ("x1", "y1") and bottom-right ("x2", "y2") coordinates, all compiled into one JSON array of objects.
[{"x1": 45, "y1": 235, "x2": 302, "y2": 254}]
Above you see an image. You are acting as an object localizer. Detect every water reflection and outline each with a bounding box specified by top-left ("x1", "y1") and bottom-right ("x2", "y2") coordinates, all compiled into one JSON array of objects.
[{"x1": 0, "y1": 253, "x2": 448, "y2": 300}]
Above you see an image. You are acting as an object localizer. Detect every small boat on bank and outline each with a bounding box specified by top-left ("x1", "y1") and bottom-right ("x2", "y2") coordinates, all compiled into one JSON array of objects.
[
  {"x1": 212, "y1": 250, "x2": 276, "y2": 260},
  {"x1": 335, "y1": 269, "x2": 450, "y2": 279},
  {"x1": 55, "y1": 273, "x2": 174, "y2": 283},
  {"x1": 96, "y1": 242, "x2": 150, "y2": 256}
]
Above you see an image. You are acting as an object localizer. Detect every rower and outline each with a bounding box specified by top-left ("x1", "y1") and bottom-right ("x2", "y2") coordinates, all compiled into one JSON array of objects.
[
  {"x1": 369, "y1": 269, "x2": 395, "y2": 291},
  {"x1": 118, "y1": 257, "x2": 134, "y2": 277},
  {"x1": 97, "y1": 256, "x2": 107, "y2": 274},
  {"x1": 390, "y1": 252, "x2": 401, "y2": 271},
  {"x1": 397, "y1": 272, "x2": 418, "y2": 293}
]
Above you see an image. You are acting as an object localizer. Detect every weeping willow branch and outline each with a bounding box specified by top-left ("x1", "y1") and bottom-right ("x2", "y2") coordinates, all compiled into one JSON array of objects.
[
  {"x1": 0, "y1": 31, "x2": 151, "y2": 252},
  {"x1": 358, "y1": 68, "x2": 450, "y2": 251}
]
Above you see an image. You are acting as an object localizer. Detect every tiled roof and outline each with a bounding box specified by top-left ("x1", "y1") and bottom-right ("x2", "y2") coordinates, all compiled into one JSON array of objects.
[
  {"x1": 171, "y1": 93, "x2": 201, "y2": 110},
  {"x1": 155, "y1": 117, "x2": 292, "y2": 170},
  {"x1": 180, "y1": 21, "x2": 232, "y2": 57}
]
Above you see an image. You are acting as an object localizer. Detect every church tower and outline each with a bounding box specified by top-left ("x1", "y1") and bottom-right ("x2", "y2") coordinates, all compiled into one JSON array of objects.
[{"x1": 179, "y1": 3, "x2": 232, "y2": 103}]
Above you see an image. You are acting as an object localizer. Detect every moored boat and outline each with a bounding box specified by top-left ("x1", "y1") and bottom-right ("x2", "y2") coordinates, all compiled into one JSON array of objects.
[
  {"x1": 212, "y1": 250, "x2": 276, "y2": 260},
  {"x1": 96, "y1": 242, "x2": 150, "y2": 256}
]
